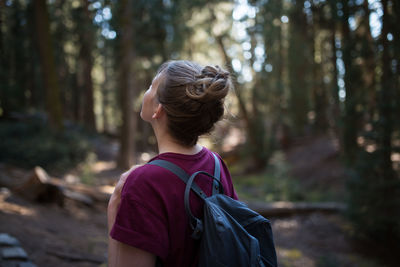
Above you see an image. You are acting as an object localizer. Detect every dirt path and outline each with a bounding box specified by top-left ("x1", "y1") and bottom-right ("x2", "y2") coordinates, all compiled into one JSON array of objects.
[
  {"x1": 0, "y1": 192, "x2": 107, "y2": 266},
  {"x1": 0, "y1": 189, "x2": 381, "y2": 267}
]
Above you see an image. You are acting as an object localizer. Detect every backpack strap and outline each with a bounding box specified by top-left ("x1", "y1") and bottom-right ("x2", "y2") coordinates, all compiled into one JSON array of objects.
[
  {"x1": 148, "y1": 160, "x2": 207, "y2": 200},
  {"x1": 184, "y1": 170, "x2": 224, "y2": 239},
  {"x1": 212, "y1": 153, "x2": 221, "y2": 195}
]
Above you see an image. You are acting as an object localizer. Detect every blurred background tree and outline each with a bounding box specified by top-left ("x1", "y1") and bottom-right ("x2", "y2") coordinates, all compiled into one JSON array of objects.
[{"x1": 0, "y1": 0, "x2": 399, "y2": 262}]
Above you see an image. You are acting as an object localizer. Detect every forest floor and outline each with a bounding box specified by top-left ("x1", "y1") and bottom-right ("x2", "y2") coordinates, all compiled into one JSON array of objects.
[{"x1": 0, "y1": 134, "x2": 386, "y2": 267}]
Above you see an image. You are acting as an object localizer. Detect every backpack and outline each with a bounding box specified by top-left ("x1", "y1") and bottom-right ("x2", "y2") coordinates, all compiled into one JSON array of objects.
[{"x1": 148, "y1": 153, "x2": 278, "y2": 267}]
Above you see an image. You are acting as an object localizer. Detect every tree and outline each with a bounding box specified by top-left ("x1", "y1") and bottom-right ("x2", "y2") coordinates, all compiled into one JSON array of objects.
[
  {"x1": 77, "y1": 0, "x2": 96, "y2": 131},
  {"x1": 288, "y1": 0, "x2": 311, "y2": 136},
  {"x1": 339, "y1": 0, "x2": 363, "y2": 164},
  {"x1": 33, "y1": 0, "x2": 63, "y2": 130},
  {"x1": 310, "y1": 3, "x2": 329, "y2": 132},
  {"x1": 347, "y1": 0, "x2": 400, "y2": 259},
  {"x1": 116, "y1": 0, "x2": 137, "y2": 169}
]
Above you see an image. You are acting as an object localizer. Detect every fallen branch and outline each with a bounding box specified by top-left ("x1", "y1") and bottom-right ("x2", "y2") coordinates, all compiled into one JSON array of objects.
[{"x1": 246, "y1": 201, "x2": 347, "y2": 217}]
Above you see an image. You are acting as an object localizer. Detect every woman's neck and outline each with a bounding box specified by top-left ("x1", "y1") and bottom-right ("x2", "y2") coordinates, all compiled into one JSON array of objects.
[
  {"x1": 158, "y1": 141, "x2": 202, "y2": 155},
  {"x1": 152, "y1": 122, "x2": 202, "y2": 155}
]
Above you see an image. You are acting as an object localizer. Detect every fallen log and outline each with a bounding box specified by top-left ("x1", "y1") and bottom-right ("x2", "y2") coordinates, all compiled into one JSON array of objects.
[
  {"x1": 13, "y1": 166, "x2": 64, "y2": 206},
  {"x1": 58, "y1": 182, "x2": 111, "y2": 204},
  {"x1": 0, "y1": 164, "x2": 111, "y2": 206},
  {"x1": 246, "y1": 201, "x2": 347, "y2": 217}
]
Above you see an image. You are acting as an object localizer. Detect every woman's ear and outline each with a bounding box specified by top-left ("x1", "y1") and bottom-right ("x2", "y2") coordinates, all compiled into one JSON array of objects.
[{"x1": 152, "y1": 103, "x2": 164, "y2": 119}]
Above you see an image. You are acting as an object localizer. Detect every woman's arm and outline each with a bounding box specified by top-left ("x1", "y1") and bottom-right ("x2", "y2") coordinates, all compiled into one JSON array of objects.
[
  {"x1": 108, "y1": 237, "x2": 156, "y2": 267},
  {"x1": 107, "y1": 165, "x2": 156, "y2": 267}
]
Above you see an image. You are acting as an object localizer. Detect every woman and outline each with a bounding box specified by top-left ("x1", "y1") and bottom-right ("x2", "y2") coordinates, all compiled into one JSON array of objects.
[{"x1": 108, "y1": 60, "x2": 238, "y2": 267}]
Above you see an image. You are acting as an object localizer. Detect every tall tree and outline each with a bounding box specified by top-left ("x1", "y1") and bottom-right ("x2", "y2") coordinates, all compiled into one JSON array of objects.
[
  {"x1": 1, "y1": 0, "x2": 34, "y2": 116},
  {"x1": 346, "y1": 0, "x2": 400, "y2": 259},
  {"x1": 0, "y1": 0, "x2": 5, "y2": 116},
  {"x1": 117, "y1": 0, "x2": 137, "y2": 169},
  {"x1": 360, "y1": 0, "x2": 377, "y2": 121},
  {"x1": 77, "y1": 0, "x2": 96, "y2": 131},
  {"x1": 33, "y1": 0, "x2": 63, "y2": 130},
  {"x1": 378, "y1": 0, "x2": 396, "y2": 180},
  {"x1": 288, "y1": 0, "x2": 311, "y2": 136},
  {"x1": 310, "y1": 4, "x2": 329, "y2": 132},
  {"x1": 325, "y1": 0, "x2": 342, "y2": 138},
  {"x1": 392, "y1": 0, "x2": 400, "y2": 130},
  {"x1": 340, "y1": 0, "x2": 360, "y2": 163}
]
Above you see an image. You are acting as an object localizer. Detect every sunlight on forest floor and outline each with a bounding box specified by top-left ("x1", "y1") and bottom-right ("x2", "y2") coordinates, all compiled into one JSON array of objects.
[
  {"x1": 0, "y1": 190, "x2": 35, "y2": 216},
  {"x1": 0, "y1": 199, "x2": 36, "y2": 216},
  {"x1": 91, "y1": 161, "x2": 116, "y2": 173}
]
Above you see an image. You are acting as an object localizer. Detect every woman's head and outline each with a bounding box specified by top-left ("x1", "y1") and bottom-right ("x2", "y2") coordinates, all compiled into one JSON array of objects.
[{"x1": 143, "y1": 60, "x2": 232, "y2": 147}]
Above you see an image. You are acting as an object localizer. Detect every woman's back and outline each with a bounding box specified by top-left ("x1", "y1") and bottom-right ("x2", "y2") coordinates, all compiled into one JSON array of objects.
[{"x1": 110, "y1": 147, "x2": 238, "y2": 266}]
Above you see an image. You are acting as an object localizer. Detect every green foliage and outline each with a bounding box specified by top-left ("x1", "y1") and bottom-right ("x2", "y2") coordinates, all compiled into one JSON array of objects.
[
  {"x1": 346, "y1": 150, "x2": 400, "y2": 254},
  {"x1": 316, "y1": 254, "x2": 340, "y2": 267},
  {"x1": 233, "y1": 150, "x2": 345, "y2": 202},
  {"x1": 234, "y1": 151, "x2": 307, "y2": 202},
  {"x1": 79, "y1": 152, "x2": 97, "y2": 185},
  {"x1": 0, "y1": 117, "x2": 93, "y2": 172}
]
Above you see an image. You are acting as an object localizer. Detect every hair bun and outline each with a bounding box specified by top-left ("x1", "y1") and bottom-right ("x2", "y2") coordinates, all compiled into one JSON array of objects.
[
  {"x1": 215, "y1": 72, "x2": 229, "y2": 80},
  {"x1": 200, "y1": 65, "x2": 229, "y2": 80},
  {"x1": 186, "y1": 65, "x2": 231, "y2": 103}
]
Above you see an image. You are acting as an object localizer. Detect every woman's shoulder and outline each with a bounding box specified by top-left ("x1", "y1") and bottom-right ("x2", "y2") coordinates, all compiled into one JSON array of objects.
[
  {"x1": 125, "y1": 163, "x2": 167, "y2": 185},
  {"x1": 121, "y1": 163, "x2": 172, "y2": 196}
]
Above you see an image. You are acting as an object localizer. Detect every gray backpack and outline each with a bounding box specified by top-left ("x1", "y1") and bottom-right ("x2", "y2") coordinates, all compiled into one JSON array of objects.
[{"x1": 149, "y1": 153, "x2": 277, "y2": 267}]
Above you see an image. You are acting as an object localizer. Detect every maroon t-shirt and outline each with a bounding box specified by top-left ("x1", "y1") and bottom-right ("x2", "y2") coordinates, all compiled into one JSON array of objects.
[{"x1": 110, "y1": 147, "x2": 238, "y2": 267}]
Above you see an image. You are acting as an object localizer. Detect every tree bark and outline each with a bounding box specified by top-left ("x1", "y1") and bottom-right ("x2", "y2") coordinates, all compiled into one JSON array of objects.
[
  {"x1": 0, "y1": 0, "x2": 7, "y2": 117},
  {"x1": 33, "y1": 0, "x2": 63, "y2": 130},
  {"x1": 379, "y1": 0, "x2": 394, "y2": 177},
  {"x1": 392, "y1": 0, "x2": 400, "y2": 127},
  {"x1": 117, "y1": 0, "x2": 137, "y2": 169},
  {"x1": 77, "y1": 0, "x2": 96, "y2": 131},
  {"x1": 288, "y1": 0, "x2": 310, "y2": 136},
  {"x1": 361, "y1": 0, "x2": 377, "y2": 122},
  {"x1": 310, "y1": 9, "x2": 328, "y2": 133},
  {"x1": 340, "y1": 0, "x2": 358, "y2": 164},
  {"x1": 329, "y1": 21, "x2": 341, "y2": 135}
]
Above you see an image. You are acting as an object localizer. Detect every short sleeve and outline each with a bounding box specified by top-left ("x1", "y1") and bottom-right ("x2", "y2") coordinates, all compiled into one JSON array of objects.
[{"x1": 110, "y1": 168, "x2": 170, "y2": 259}]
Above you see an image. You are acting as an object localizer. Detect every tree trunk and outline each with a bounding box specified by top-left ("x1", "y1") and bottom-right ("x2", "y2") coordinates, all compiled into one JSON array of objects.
[
  {"x1": 79, "y1": 0, "x2": 96, "y2": 131},
  {"x1": 361, "y1": 0, "x2": 377, "y2": 122},
  {"x1": 72, "y1": 72, "x2": 83, "y2": 123},
  {"x1": 0, "y1": 0, "x2": 7, "y2": 117},
  {"x1": 340, "y1": 0, "x2": 358, "y2": 164},
  {"x1": 329, "y1": 21, "x2": 341, "y2": 136},
  {"x1": 102, "y1": 48, "x2": 110, "y2": 133},
  {"x1": 379, "y1": 0, "x2": 395, "y2": 177},
  {"x1": 117, "y1": 0, "x2": 137, "y2": 169},
  {"x1": 0, "y1": 1, "x2": 3, "y2": 59},
  {"x1": 310, "y1": 10, "x2": 328, "y2": 133},
  {"x1": 33, "y1": 0, "x2": 63, "y2": 130},
  {"x1": 392, "y1": 0, "x2": 400, "y2": 129},
  {"x1": 288, "y1": 0, "x2": 310, "y2": 136}
]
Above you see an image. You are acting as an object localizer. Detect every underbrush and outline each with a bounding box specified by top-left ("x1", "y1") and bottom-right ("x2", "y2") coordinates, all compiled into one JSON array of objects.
[
  {"x1": 232, "y1": 150, "x2": 341, "y2": 202},
  {"x1": 0, "y1": 117, "x2": 94, "y2": 174}
]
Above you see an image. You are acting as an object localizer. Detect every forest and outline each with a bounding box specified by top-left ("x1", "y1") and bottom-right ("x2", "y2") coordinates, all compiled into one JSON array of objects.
[{"x1": 0, "y1": 0, "x2": 399, "y2": 266}]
